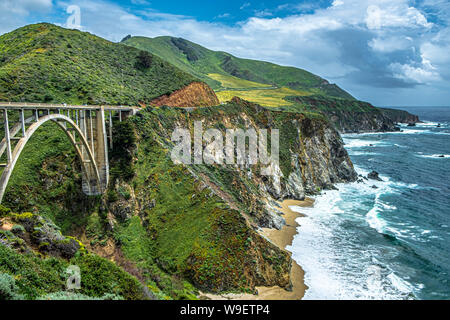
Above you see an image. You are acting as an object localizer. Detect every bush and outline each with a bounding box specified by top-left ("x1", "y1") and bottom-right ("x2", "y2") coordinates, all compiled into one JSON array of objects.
[
  {"x1": 0, "y1": 205, "x2": 11, "y2": 218},
  {"x1": 38, "y1": 291, "x2": 123, "y2": 300},
  {"x1": 136, "y1": 51, "x2": 153, "y2": 69},
  {"x1": 11, "y1": 225, "x2": 25, "y2": 235},
  {"x1": 71, "y1": 254, "x2": 146, "y2": 300},
  {"x1": 107, "y1": 189, "x2": 119, "y2": 203},
  {"x1": 0, "y1": 273, "x2": 24, "y2": 300}
]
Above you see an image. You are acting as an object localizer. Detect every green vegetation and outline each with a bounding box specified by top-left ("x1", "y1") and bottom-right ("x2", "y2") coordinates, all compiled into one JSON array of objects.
[
  {"x1": 120, "y1": 108, "x2": 291, "y2": 293},
  {"x1": 216, "y1": 86, "x2": 310, "y2": 107},
  {"x1": 0, "y1": 23, "x2": 197, "y2": 105},
  {"x1": 123, "y1": 36, "x2": 355, "y2": 100},
  {"x1": 0, "y1": 231, "x2": 145, "y2": 300},
  {"x1": 0, "y1": 273, "x2": 24, "y2": 300},
  {"x1": 208, "y1": 73, "x2": 272, "y2": 89},
  {"x1": 109, "y1": 121, "x2": 137, "y2": 182}
]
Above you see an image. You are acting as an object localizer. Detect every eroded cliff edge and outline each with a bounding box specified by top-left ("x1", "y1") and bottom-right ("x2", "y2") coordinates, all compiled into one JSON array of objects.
[{"x1": 101, "y1": 97, "x2": 358, "y2": 294}]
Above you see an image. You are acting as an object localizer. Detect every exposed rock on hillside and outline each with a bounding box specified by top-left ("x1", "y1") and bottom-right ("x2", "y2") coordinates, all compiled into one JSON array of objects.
[{"x1": 150, "y1": 82, "x2": 219, "y2": 108}]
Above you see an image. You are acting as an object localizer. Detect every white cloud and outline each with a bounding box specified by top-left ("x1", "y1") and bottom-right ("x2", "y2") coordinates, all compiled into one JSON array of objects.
[
  {"x1": 1, "y1": 0, "x2": 449, "y2": 105},
  {"x1": 1, "y1": 0, "x2": 53, "y2": 14},
  {"x1": 240, "y1": 2, "x2": 251, "y2": 10},
  {"x1": 369, "y1": 36, "x2": 413, "y2": 52},
  {"x1": 390, "y1": 57, "x2": 441, "y2": 84},
  {"x1": 366, "y1": 4, "x2": 432, "y2": 30},
  {"x1": 0, "y1": 0, "x2": 53, "y2": 34}
]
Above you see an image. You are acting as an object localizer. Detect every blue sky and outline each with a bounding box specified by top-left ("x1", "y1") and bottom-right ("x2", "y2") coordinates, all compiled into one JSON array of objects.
[{"x1": 1, "y1": 0, "x2": 449, "y2": 106}]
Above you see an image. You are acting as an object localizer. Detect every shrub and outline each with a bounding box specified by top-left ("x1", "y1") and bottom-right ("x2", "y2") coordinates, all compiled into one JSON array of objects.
[
  {"x1": 136, "y1": 51, "x2": 153, "y2": 69},
  {"x1": 0, "y1": 205, "x2": 11, "y2": 217},
  {"x1": 71, "y1": 254, "x2": 146, "y2": 300},
  {"x1": 0, "y1": 273, "x2": 24, "y2": 300},
  {"x1": 38, "y1": 291, "x2": 123, "y2": 300},
  {"x1": 11, "y1": 225, "x2": 25, "y2": 235}
]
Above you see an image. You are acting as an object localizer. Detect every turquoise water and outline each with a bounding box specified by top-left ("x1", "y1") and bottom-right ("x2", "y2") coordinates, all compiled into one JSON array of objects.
[{"x1": 288, "y1": 107, "x2": 450, "y2": 300}]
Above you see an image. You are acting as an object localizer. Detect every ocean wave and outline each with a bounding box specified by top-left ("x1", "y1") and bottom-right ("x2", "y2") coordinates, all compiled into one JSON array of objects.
[
  {"x1": 288, "y1": 175, "x2": 419, "y2": 299},
  {"x1": 416, "y1": 154, "x2": 450, "y2": 159},
  {"x1": 416, "y1": 121, "x2": 440, "y2": 127},
  {"x1": 343, "y1": 138, "x2": 389, "y2": 149},
  {"x1": 287, "y1": 158, "x2": 436, "y2": 299},
  {"x1": 347, "y1": 151, "x2": 381, "y2": 156}
]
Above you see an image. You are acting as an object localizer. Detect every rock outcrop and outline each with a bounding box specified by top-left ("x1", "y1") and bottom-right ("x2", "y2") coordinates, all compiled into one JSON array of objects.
[
  {"x1": 150, "y1": 81, "x2": 220, "y2": 108},
  {"x1": 379, "y1": 108, "x2": 420, "y2": 124}
]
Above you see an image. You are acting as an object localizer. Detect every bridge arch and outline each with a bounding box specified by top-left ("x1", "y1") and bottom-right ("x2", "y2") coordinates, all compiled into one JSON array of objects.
[{"x1": 0, "y1": 114, "x2": 102, "y2": 202}]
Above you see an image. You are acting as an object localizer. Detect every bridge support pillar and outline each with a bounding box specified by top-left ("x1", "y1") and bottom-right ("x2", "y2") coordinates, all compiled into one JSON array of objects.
[
  {"x1": 95, "y1": 107, "x2": 109, "y2": 191},
  {"x1": 80, "y1": 108, "x2": 109, "y2": 195}
]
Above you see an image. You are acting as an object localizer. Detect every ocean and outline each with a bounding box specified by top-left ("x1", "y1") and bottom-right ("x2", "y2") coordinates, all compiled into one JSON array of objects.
[{"x1": 288, "y1": 106, "x2": 450, "y2": 300}]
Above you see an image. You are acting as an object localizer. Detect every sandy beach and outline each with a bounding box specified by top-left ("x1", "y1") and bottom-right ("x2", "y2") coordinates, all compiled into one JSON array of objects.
[{"x1": 203, "y1": 198, "x2": 314, "y2": 300}]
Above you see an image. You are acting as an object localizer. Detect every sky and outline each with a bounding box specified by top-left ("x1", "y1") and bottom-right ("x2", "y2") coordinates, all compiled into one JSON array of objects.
[{"x1": 0, "y1": 0, "x2": 449, "y2": 106}]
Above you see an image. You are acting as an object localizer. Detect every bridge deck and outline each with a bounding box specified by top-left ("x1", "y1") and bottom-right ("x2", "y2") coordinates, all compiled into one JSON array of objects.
[{"x1": 0, "y1": 102, "x2": 140, "y2": 112}]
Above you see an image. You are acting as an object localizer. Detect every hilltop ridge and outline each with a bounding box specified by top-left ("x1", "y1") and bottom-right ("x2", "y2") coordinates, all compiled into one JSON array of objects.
[
  {"x1": 0, "y1": 24, "x2": 217, "y2": 107},
  {"x1": 123, "y1": 36, "x2": 355, "y2": 100}
]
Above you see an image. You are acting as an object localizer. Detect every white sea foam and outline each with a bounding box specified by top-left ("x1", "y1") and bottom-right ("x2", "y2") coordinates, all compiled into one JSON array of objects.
[
  {"x1": 416, "y1": 121, "x2": 439, "y2": 127},
  {"x1": 343, "y1": 138, "x2": 388, "y2": 149},
  {"x1": 288, "y1": 166, "x2": 419, "y2": 300},
  {"x1": 416, "y1": 154, "x2": 450, "y2": 159}
]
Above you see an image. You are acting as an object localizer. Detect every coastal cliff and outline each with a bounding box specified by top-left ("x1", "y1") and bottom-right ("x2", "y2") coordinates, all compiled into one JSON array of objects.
[
  {"x1": 1, "y1": 98, "x2": 357, "y2": 299},
  {"x1": 285, "y1": 95, "x2": 419, "y2": 133},
  {"x1": 100, "y1": 97, "x2": 358, "y2": 293},
  {"x1": 379, "y1": 107, "x2": 420, "y2": 124}
]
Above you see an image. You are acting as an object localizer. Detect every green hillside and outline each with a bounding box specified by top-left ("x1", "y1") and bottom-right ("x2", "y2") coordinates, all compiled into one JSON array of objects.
[
  {"x1": 123, "y1": 36, "x2": 355, "y2": 105},
  {"x1": 0, "y1": 24, "x2": 197, "y2": 105}
]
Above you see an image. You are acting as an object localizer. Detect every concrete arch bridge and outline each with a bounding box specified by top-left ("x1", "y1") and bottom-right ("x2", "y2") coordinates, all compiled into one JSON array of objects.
[{"x1": 0, "y1": 102, "x2": 139, "y2": 203}]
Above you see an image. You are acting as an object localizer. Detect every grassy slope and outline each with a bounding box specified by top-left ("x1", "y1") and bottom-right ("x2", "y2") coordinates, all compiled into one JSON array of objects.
[
  {"x1": 0, "y1": 24, "x2": 197, "y2": 105},
  {"x1": 0, "y1": 236, "x2": 146, "y2": 300},
  {"x1": 123, "y1": 36, "x2": 355, "y2": 101},
  {"x1": 216, "y1": 87, "x2": 310, "y2": 108}
]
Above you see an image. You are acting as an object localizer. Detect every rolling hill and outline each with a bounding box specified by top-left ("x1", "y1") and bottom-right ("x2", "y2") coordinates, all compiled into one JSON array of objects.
[
  {"x1": 0, "y1": 24, "x2": 208, "y2": 106},
  {"x1": 123, "y1": 36, "x2": 355, "y2": 106},
  {"x1": 123, "y1": 35, "x2": 418, "y2": 131}
]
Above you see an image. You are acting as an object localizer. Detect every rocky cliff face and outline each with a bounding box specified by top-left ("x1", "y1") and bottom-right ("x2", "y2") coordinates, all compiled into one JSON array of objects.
[
  {"x1": 125, "y1": 97, "x2": 358, "y2": 227},
  {"x1": 287, "y1": 95, "x2": 419, "y2": 133},
  {"x1": 150, "y1": 81, "x2": 219, "y2": 108},
  {"x1": 379, "y1": 107, "x2": 420, "y2": 124},
  {"x1": 102, "y1": 97, "x2": 357, "y2": 294}
]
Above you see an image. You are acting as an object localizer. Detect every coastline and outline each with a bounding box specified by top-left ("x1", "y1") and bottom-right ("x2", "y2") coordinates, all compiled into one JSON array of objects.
[{"x1": 202, "y1": 198, "x2": 314, "y2": 300}]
